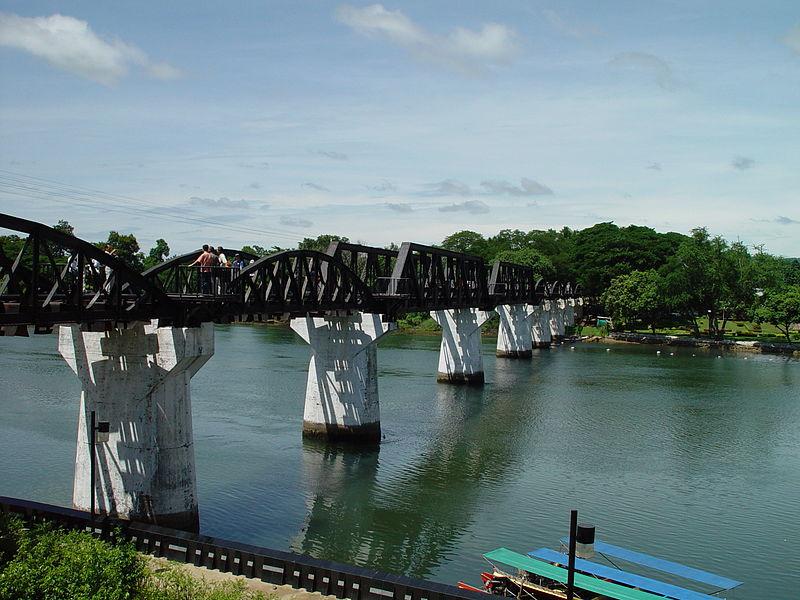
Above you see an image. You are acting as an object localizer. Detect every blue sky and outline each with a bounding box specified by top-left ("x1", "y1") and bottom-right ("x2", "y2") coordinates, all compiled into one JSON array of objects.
[{"x1": 1, "y1": 1, "x2": 799, "y2": 255}]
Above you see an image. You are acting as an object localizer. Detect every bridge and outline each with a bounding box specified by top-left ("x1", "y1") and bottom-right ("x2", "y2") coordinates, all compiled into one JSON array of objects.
[{"x1": 1, "y1": 212, "x2": 585, "y2": 530}]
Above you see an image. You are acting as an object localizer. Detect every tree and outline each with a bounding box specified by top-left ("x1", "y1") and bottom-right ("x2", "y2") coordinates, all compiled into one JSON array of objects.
[
  {"x1": 661, "y1": 228, "x2": 754, "y2": 338},
  {"x1": 241, "y1": 244, "x2": 284, "y2": 257},
  {"x1": 143, "y1": 239, "x2": 170, "y2": 270},
  {"x1": 570, "y1": 223, "x2": 686, "y2": 296},
  {"x1": 754, "y1": 285, "x2": 800, "y2": 342},
  {"x1": 494, "y1": 248, "x2": 555, "y2": 279},
  {"x1": 298, "y1": 234, "x2": 349, "y2": 253},
  {"x1": 52, "y1": 220, "x2": 74, "y2": 237},
  {"x1": 601, "y1": 270, "x2": 664, "y2": 333},
  {"x1": 440, "y1": 230, "x2": 489, "y2": 259},
  {"x1": 99, "y1": 231, "x2": 145, "y2": 271}
]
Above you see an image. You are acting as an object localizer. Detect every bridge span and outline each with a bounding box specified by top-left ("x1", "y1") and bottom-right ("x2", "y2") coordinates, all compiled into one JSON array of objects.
[{"x1": 1, "y1": 212, "x2": 585, "y2": 530}]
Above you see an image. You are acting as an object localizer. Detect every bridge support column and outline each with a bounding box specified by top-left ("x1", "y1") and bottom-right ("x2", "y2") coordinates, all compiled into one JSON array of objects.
[
  {"x1": 495, "y1": 304, "x2": 535, "y2": 358},
  {"x1": 535, "y1": 301, "x2": 552, "y2": 348},
  {"x1": 58, "y1": 321, "x2": 213, "y2": 531},
  {"x1": 549, "y1": 299, "x2": 566, "y2": 342},
  {"x1": 565, "y1": 299, "x2": 575, "y2": 328},
  {"x1": 291, "y1": 313, "x2": 396, "y2": 443},
  {"x1": 430, "y1": 308, "x2": 491, "y2": 384}
]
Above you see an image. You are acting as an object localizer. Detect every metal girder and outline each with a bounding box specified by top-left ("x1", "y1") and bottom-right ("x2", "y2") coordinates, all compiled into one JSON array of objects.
[
  {"x1": 230, "y1": 249, "x2": 375, "y2": 317},
  {"x1": 0, "y1": 212, "x2": 178, "y2": 329},
  {"x1": 326, "y1": 241, "x2": 397, "y2": 290},
  {"x1": 489, "y1": 261, "x2": 541, "y2": 305},
  {"x1": 385, "y1": 242, "x2": 491, "y2": 314}
]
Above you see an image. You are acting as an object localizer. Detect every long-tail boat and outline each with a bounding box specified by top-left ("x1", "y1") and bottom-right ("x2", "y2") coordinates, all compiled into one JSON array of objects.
[{"x1": 459, "y1": 525, "x2": 742, "y2": 600}]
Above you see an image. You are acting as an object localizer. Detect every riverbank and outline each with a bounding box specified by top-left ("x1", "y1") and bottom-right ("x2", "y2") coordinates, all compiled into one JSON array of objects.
[{"x1": 589, "y1": 331, "x2": 800, "y2": 356}]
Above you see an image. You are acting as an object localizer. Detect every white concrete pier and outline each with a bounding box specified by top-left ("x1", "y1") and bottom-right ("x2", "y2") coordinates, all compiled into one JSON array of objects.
[
  {"x1": 430, "y1": 308, "x2": 492, "y2": 384},
  {"x1": 291, "y1": 313, "x2": 395, "y2": 442},
  {"x1": 59, "y1": 321, "x2": 214, "y2": 531},
  {"x1": 495, "y1": 304, "x2": 536, "y2": 358},
  {"x1": 532, "y1": 301, "x2": 551, "y2": 348},
  {"x1": 565, "y1": 298, "x2": 576, "y2": 327},
  {"x1": 550, "y1": 299, "x2": 566, "y2": 341}
]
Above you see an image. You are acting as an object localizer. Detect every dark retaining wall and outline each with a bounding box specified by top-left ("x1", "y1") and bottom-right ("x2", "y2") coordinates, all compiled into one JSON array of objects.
[{"x1": 0, "y1": 496, "x2": 485, "y2": 600}]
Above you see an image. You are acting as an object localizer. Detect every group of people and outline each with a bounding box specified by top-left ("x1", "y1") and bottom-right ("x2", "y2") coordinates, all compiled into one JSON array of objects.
[{"x1": 189, "y1": 245, "x2": 249, "y2": 294}]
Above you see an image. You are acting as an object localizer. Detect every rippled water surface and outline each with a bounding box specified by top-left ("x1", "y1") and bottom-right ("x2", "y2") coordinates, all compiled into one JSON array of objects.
[{"x1": 1, "y1": 325, "x2": 799, "y2": 598}]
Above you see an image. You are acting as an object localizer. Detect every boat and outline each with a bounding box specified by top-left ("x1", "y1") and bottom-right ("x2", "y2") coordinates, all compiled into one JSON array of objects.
[{"x1": 459, "y1": 527, "x2": 742, "y2": 600}]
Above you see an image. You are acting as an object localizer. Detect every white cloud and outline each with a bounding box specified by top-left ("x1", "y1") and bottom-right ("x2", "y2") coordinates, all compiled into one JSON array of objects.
[
  {"x1": 302, "y1": 182, "x2": 331, "y2": 192},
  {"x1": 423, "y1": 179, "x2": 473, "y2": 196},
  {"x1": 386, "y1": 202, "x2": 413, "y2": 212},
  {"x1": 0, "y1": 12, "x2": 181, "y2": 85},
  {"x1": 280, "y1": 215, "x2": 314, "y2": 228},
  {"x1": 609, "y1": 52, "x2": 676, "y2": 90},
  {"x1": 313, "y1": 149, "x2": 348, "y2": 161},
  {"x1": 481, "y1": 178, "x2": 553, "y2": 196},
  {"x1": 784, "y1": 25, "x2": 800, "y2": 54},
  {"x1": 336, "y1": 4, "x2": 518, "y2": 75},
  {"x1": 439, "y1": 200, "x2": 490, "y2": 214}
]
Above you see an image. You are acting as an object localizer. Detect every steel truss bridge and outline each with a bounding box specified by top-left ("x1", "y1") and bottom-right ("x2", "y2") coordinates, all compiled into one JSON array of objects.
[{"x1": 0, "y1": 213, "x2": 579, "y2": 330}]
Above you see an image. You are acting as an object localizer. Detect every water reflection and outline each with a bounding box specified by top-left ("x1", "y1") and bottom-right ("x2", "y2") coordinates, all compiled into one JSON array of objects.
[{"x1": 294, "y1": 375, "x2": 542, "y2": 579}]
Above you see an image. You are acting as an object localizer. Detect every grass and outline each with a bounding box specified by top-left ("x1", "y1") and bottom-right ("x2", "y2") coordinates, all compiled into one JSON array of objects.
[{"x1": 584, "y1": 317, "x2": 798, "y2": 343}]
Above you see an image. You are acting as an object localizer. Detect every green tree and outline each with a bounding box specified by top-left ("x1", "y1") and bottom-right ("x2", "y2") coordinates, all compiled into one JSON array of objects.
[
  {"x1": 440, "y1": 230, "x2": 489, "y2": 259},
  {"x1": 570, "y1": 223, "x2": 686, "y2": 296},
  {"x1": 754, "y1": 285, "x2": 800, "y2": 342},
  {"x1": 601, "y1": 270, "x2": 664, "y2": 333},
  {"x1": 298, "y1": 234, "x2": 349, "y2": 253},
  {"x1": 241, "y1": 244, "x2": 284, "y2": 257},
  {"x1": 494, "y1": 247, "x2": 555, "y2": 279},
  {"x1": 98, "y1": 231, "x2": 145, "y2": 271},
  {"x1": 661, "y1": 228, "x2": 754, "y2": 338},
  {"x1": 52, "y1": 220, "x2": 74, "y2": 237},
  {"x1": 142, "y1": 238, "x2": 170, "y2": 270}
]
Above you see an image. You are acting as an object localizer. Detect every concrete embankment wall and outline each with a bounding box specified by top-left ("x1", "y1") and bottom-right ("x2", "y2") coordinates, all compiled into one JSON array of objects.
[{"x1": 606, "y1": 332, "x2": 800, "y2": 356}]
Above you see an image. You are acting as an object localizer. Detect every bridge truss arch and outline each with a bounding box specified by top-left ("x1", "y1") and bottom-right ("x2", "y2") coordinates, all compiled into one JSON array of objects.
[
  {"x1": 0, "y1": 213, "x2": 178, "y2": 329},
  {"x1": 231, "y1": 249, "x2": 377, "y2": 317}
]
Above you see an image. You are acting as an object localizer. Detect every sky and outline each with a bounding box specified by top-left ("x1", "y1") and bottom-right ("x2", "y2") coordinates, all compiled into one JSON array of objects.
[{"x1": 1, "y1": 1, "x2": 799, "y2": 256}]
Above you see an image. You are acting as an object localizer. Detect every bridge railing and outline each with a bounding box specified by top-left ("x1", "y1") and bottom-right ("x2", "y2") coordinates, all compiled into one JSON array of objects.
[{"x1": 0, "y1": 496, "x2": 484, "y2": 600}]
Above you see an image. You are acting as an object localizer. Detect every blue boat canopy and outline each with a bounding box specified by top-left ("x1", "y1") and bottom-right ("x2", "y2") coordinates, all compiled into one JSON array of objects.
[
  {"x1": 529, "y1": 548, "x2": 720, "y2": 600},
  {"x1": 559, "y1": 538, "x2": 742, "y2": 591}
]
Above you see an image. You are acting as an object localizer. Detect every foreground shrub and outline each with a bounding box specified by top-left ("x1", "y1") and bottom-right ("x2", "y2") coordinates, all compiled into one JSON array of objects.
[
  {"x1": 141, "y1": 562, "x2": 271, "y2": 600},
  {"x1": 0, "y1": 523, "x2": 144, "y2": 600}
]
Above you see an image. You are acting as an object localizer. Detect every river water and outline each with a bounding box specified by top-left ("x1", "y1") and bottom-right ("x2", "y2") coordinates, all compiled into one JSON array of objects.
[{"x1": 1, "y1": 325, "x2": 798, "y2": 598}]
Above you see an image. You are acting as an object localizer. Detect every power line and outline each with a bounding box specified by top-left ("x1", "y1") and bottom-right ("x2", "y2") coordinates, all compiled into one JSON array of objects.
[{"x1": 0, "y1": 169, "x2": 306, "y2": 244}]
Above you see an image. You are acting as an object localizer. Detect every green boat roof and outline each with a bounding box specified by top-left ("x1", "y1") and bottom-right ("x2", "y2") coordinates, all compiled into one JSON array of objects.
[{"x1": 484, "y1": 548, "x2": 672, "y2": 600}]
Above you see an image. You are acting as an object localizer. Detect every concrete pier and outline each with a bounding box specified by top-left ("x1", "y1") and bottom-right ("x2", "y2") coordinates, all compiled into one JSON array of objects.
[
  {"x1": 495, "y1": 304, "x2": 536, "y2": 358},
  {"x1": 534, "y1": 301, "x2": 552, "y2": 348},
  {"x1": 550, "y1": 299, "x2": 566, "y2": 341},
  {"x1": 58, "y1": 321, "x2": 214, "y2": 531},
  {"x1": 430, "y1": 308, "x2": 492, "y2": 384},
  {"x1": 291, "y1": 313, "x2": 395, "y2": 443},
  {"x1": 565, "y1": 298, "x2": 575, "y2": 328}
]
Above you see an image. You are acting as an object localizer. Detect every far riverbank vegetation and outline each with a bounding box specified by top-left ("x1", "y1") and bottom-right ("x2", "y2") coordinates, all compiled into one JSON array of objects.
[{"x1": 2, "y1": 221, "x2": 797, "y2": 343}]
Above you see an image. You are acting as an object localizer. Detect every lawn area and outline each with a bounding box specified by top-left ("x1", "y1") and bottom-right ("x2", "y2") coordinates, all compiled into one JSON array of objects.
[{"x1": 576, "y1": 317, "x2": 798, "y2": 343}]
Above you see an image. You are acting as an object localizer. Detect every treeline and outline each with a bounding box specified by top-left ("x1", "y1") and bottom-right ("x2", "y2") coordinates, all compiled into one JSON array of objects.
[{"x1": 439, "y1": 224, "x2": 800, "y2": 341}]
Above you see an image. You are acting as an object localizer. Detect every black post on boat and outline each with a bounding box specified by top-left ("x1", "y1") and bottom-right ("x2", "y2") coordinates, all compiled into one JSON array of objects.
[{"x1": 566, "y1": 509, "x2": 578, "y2": 600}]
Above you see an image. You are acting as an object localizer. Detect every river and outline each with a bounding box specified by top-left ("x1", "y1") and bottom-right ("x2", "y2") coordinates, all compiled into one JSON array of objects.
[{"x1": 1, "y1": 324, "x2": 798, "y2": 598}]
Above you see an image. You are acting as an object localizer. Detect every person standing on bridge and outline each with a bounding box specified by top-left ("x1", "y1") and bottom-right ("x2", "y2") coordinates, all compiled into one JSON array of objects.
[{"x1": 189, "y1": 244, "x2": 214, "y2": 294}]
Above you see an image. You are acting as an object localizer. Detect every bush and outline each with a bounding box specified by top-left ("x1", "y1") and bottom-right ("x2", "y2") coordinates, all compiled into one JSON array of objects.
[
  {"x1": 140, "y1": 562, "x2": 270, "y2": 600},
  {"x1": 0, "y1": 523, "x2": 145, "y2": 600}
]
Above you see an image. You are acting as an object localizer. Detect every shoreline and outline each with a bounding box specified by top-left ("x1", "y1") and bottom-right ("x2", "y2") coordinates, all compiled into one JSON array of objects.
[{"x1": 589, "y1": 331, "x2": 800, "y2": 356}]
